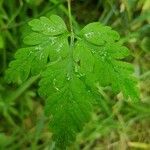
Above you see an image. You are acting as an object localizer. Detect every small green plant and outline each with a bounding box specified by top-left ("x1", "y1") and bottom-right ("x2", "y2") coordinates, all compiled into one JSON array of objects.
[{"x1": 5, "y1": 0, "x2": 139, "y2": 149}]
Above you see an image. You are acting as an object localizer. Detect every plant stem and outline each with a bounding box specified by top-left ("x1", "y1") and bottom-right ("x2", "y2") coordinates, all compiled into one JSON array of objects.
[
  {"x1": 67, "y1": 0, "x2": 74, "y2": 79},
  {"x1": 67, "y1": 0, "x2": 73, "y2": 34}
]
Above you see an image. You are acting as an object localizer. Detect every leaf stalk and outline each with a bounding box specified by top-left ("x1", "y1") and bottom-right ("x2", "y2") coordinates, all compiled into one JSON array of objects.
[{"x1": 67, "y1": 0, "x2": 74, "y2": 79}]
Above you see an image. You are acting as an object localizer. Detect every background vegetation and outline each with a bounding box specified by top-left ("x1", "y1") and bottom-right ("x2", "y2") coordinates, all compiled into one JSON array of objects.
[{"x1": 0, "y1": 0, "x2": 150, "y2": 149}]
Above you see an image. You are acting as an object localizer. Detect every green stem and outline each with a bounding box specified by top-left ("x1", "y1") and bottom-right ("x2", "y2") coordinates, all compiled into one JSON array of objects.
[
  {"x1": 67, "y1": 0, "x2": 74, "y2": 79},
  {"x1": 68, "y1": 0, "x2": 73, "y2": 34}
]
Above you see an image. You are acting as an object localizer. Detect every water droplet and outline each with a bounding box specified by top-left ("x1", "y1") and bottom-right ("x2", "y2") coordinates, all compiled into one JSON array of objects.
[
  {"x1": 66, "y1": 73, "x2": 71, "y2": 80},
  {"x1": 75, "y1": 66, "x2": 79, "y2": 73},
  {"x1": 92, "y1": 51, "x2": 95, "y2": 54},
  {"x1": 53, "y1": 79, "x2": 60, "y2": 91},
  {"x1": 55, "y1": 87, "x2": 60, "y2": 91},
  {"x1": 28, "y1": 51, "x2": 34, "y2": 56},
  {"x1": 47, "y1": 27, "x2": 56, "y2": 32},
  {"x1": 88, "y1": 90, "x2": 90, "y2": 93},
  {"x1": 67, "y1": 76, "x2": 70, "y2": 81},
  {"x1": 104, "y1": 53, "x2": 107, "y2": 57},
  {"x1": 56, "y1": 43, "x2": 63, "y2": 52},
  {"x1": 77, "y1": 73, "x2": 84, "y2": 77},
  {"x1": 39, "y1": 53, "x2": 44, "y2": 60},
  {"x1": 85, "y1": 32, "x2": 94, "y2": 38},
  {"x1": 49, "y1": 37, "x2": 56, "y2": 45},
  {"x1": 35, "y1": 45, "x2": 42, "y2": 50}
]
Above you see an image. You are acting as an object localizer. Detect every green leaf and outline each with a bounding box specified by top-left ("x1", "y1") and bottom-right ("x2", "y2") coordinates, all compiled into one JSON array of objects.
[
  {"x1": 80, "y1": 22, "x2": 120, "y2": 45},
  {"x1": 5, "y1": 15, "x2": 68, "y2": 83},
  {"x1": 5, "y1": 15, "x2": 139, "y2": 148},
  {"x1": 28, "y1": 15, "x2": 67, "y2": 35},
  {"x1": 74, "y1": 23, "x2": 139, "y2": 101},
  {"x1": 39, "y1": 61, "x2": 92, "y2": 148}
]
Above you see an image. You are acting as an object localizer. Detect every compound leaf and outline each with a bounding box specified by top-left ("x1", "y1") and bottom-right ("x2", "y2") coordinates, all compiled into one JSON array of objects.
[{"x1": 5, "y1": 15, "x2": 139, "y2": 149}]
